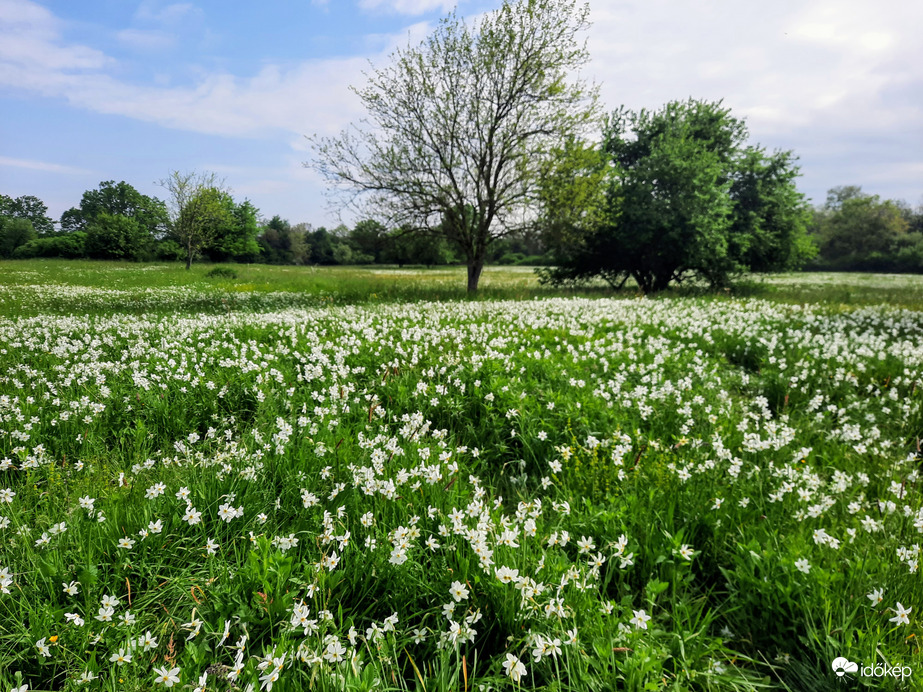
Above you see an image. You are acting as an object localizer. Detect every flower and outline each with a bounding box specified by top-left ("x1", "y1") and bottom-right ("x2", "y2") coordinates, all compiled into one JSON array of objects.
[
  {"x1": 889, "y1": 602, "x2": 912, "y2": 626},
  {"x1": 323, "y1": 639, "x2": 347, "y2": 663},
  {"x1": 677, "y1": 544, "x2": 695, "y2": 560},
  {"x1": 109, "y1": 648, "x2": 132, "y2": 665},
  {"x1": 794, "y1": 558, "x2": 811, "y2": 574},
  {"x1": 630, "y1": 609, "x2": 652, "y2": 630},
  {"x1": 137, "y1": 631, "x2": 158, "y2": 651},
  {"x1": 35, "y1": 637, "x2": 51, "y2": 657},
  {"x1": 867, "y1": 588, "x2": 884, "y2": 605},
  {"x1": 117, "y1": 537, "x2": 135, "y2": 550},
  {"x1": 449, "y1": 580, "x2": 469, "y2": 602},
  {"x1": 502, "y1": 653, "x2": 527, "y2": 683},
  {"x1": 76, "y1": 670, "x2": 97, "y2": 684},
  {"x1": 63, "y1": 581, "x2": 79, "y2": 595},
  {"x1": 153, "y1": 665, "x2": 181, "y2": 687}
]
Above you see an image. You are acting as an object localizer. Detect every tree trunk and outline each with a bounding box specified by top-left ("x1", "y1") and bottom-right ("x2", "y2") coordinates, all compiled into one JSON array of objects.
[
  {"x1": 466, "y1": 261, "x2": 484, "y2": 293},
  {"x1": 185, "y1": 252, "x2": 192, "y2": 270}
]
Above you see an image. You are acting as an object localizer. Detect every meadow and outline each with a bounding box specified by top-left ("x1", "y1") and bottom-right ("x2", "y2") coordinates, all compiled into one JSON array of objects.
[{"x1": 0, "y1": 261, "x2": 921, "y2": 691}]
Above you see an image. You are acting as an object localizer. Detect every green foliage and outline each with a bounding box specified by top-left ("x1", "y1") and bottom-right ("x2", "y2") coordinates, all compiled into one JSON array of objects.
[
  {"x1": 0, "y1": 216, "x2": 37, "y2": 258},
  {"x1": 809, "y1": 187, "x2": 921, "y2": 272},
  {"x1": 258, "y1": 215, "x2": 296, "y2": 264},
  {"x1": 542, "y1": 99, "x2": 813, "y2": 292},
  {"x1": 11, "y1": 231, "x2": 87, "y2": 259},
  {"x1": 158, "y1": 170, "x2": 231, "y2": 269},
  {"x1": 206, "y1": 198, "x2": 262, "y2": 263},
  {"x1": 0, "y1": 193, "x2": 54, "y2": 235},
  {"x1": 85, "y1": 212, "x2": 153, "y2": 260},
  {"x1": 205, "y1": 266, "x2": 239, "y2": 280}
]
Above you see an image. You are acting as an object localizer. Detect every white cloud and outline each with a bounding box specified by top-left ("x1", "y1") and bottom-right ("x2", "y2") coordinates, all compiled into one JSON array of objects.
[
  {"x1": 358, "y1": 0, "x2": 459, "y2": 15},
  {"x1": 133, "y1": 1, "x2": 201, "y2": 26},
  {"x1": 0, "y1": 155, "x2": 93, "y2": 175},
  {"x1": 116, "y1": 28, "x2": 176, "y2": 51},
  {"x1": 585, "y1": 0, "x2": 923, "y2": 158}
]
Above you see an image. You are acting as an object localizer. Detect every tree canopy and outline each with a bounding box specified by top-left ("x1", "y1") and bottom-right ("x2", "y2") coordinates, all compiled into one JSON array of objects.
[
  {"x1": 309, "y1": 0, "x2": 598, "y2": 292},
  {"x1": 0, "y1": 194, "x2": 54, "y2": 236},
  {"x1": 158, "y1": 171, "x2": 233, "y2": 269},
  {"x1": 541, "y1": 99, "x2": 814, "y2": 292}
]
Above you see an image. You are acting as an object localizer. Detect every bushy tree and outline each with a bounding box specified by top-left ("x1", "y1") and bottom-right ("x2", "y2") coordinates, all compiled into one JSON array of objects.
[
  {"x1": 158, "y1": 171, "x2": 230, "y2": 269},
  {"x1": 0, "y1": 194, "x2": 54, "y2": 235},
  {"x1": 810, "y1": 187, "x2": 920, "y2": 271},
  {"x1": 258, "y1": 216, "x2": 295, "y2": 264},
  {"x1": 542, "y1": 99, "x2": 813, "y2": 292},
  {"x1": 57, "y1": 181, "x2": 167, "y2": 259},
  {"x1": 206, "y1": 197, "x2": 261, "y2": 262},
  {"x1": 85, "y1": 212, "x2": 152, "y2": 260},
  {"x1": 349, "y1": 220, "x2": 388, "y2": 263},
  {"x1": 310, "y1": 0, "x2": 598, "y2": 291},
  {"x1": 12, "y1": 232, "x2": 87, "y2": 259},
  {"x1": 0, "y1": 217, "x2": 37, "y2": 258}
]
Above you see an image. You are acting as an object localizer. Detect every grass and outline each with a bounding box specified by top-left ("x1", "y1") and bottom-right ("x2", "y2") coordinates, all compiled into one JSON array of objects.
[{"x1": 0, "y1": 261, "x2": 921, "y2": 691}]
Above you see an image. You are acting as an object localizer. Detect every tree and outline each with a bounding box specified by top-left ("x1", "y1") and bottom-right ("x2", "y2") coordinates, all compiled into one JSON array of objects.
[
  {"x1": 58, "y1": 181, "x2": 168, "y2": 259},
  {"x1": 0, "y1": 194, "x2": 54, "y2": 235},
  {"x1": 85, "y1": 212, "x2": 152, "y2": 260},
  {"x1": 349, "y1": 220, "x2": 388, "y2": 263},
  {"x1": 205, "y1": 197, "x2": 261, "y2": 262},
  {"x1": 258, "y1": 216, "x2": 294, "y2": 264},
  {"x1": 289, "y1": 223, "x2": 313, "y2": 265},
  {"x1": 309, "y1": 0, "x2": 598, "y2": 292},
  {"x1": 812, "y1": 188, "x2": 911, "y2": 269},
  {"x1": 0, "y1": 217, "x2": 37, "y2": 258},
  {"x1": 157, "y1": 171, "x2": 230, "y2": 269},
  {"x1": 542, "y1": 100, "x2": 812, "y2": 292}
]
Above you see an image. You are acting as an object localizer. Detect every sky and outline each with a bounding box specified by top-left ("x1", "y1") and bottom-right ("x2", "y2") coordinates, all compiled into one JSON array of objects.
[{"x1": 1, "y1": 0, "x2": 921, "y2": 229}]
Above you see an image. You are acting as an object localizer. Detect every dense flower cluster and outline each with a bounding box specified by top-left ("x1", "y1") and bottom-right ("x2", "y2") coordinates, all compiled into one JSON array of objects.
[{"x1": 0, "y1": 293, "x2": 920, "y2": 689}]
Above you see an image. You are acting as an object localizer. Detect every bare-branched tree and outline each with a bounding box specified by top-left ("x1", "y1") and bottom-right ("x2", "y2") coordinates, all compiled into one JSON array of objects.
[{"x1": 308, "y1": 0, "x2": 598, "y2": 292}]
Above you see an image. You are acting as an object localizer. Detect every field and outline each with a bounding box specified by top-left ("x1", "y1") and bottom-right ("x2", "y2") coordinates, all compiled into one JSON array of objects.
[{"x1": 0, "y1": 261, "x2": 921, "y2": 691}]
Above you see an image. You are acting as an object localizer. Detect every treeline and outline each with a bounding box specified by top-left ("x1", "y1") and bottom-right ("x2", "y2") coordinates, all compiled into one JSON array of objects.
[
  {"x1": 2, "y1": 176, "x2": 920, "y2": 275},
  {"x1": 0, "y1": 182, "x2": 544, "y2": 267},
  {"x1": 806, "y1": 185, "x2": 923, "y2": 273}
]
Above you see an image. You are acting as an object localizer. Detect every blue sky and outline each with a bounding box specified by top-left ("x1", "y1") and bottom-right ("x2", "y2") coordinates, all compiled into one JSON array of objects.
[{"x1": 1, "y1": 0, "x2": 921, "y2": 229}]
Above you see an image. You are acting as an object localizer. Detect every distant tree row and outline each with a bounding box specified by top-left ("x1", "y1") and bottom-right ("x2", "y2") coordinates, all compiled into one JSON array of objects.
[
  {"x1": 0, "y1": 183, "x2": 535, "y2": 267},
  {"x1": 806, "y1": 185, "x2": 923, "y2": 273}
]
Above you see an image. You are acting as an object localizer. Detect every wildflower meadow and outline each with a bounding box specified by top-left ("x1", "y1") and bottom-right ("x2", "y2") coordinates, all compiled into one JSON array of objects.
[{"x1": 0, "y1": 263, "x2": 921, "y2": 691}]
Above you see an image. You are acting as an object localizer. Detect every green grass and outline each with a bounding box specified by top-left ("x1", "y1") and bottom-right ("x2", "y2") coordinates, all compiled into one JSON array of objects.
[{"x1": 0, "y1": 261, "x2": 921, "y2": 691}]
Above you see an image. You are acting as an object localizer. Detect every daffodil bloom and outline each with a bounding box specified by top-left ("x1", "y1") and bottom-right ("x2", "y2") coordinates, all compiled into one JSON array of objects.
[
  {"x1": 502, "y1": 653, "x2": 527, "y2": 683},
  {"x1": 889, "y1": 602, "x2": 912, "y2": 625},
  {"x1": 153, "y1": 665, "x2": 181, "y2": 687},
  {"x1": 109, "y1": 648, "x2": 132, "y2": 665}
]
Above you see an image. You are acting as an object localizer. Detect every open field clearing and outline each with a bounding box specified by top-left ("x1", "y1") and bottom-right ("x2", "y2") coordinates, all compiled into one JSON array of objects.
[{"x1": 0, "y1": 265, "x2": 921, "y2": 690}]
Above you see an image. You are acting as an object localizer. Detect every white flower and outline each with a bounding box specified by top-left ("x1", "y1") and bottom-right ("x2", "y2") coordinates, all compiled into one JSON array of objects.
[
  {"x1": 794, "y1": 558, "x2": 811, "y2": 574},
  {"x1": 889, "y1": 602, "x2": 912, "y2": 626},
  {"x1": 630, "y1": 609, "x2": 651, "y2": 630},
  {"x1": 109, "y1": 647, "x2": 132, "y2": 665},
  {"x1": 502, "y1": 653, "x2": 527, "y2": 683},
  {"x1": 449, "y1": 580, "x2": 469, "y2": 602},
  {"x1": 153, "y1": 665, "x2": 181, "y2": 687}
]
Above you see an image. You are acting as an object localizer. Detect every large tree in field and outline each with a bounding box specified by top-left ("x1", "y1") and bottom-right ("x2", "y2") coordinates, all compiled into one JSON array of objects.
[
  {"x1": 541, "y1": 99, "x2": 813, "y2": 292},
  {"x1": 309, "y1": 0, "x2": 598, "y2": 292},
  {"x1": 158, "y1": 171, "x2": 231, "y2": 269}
]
